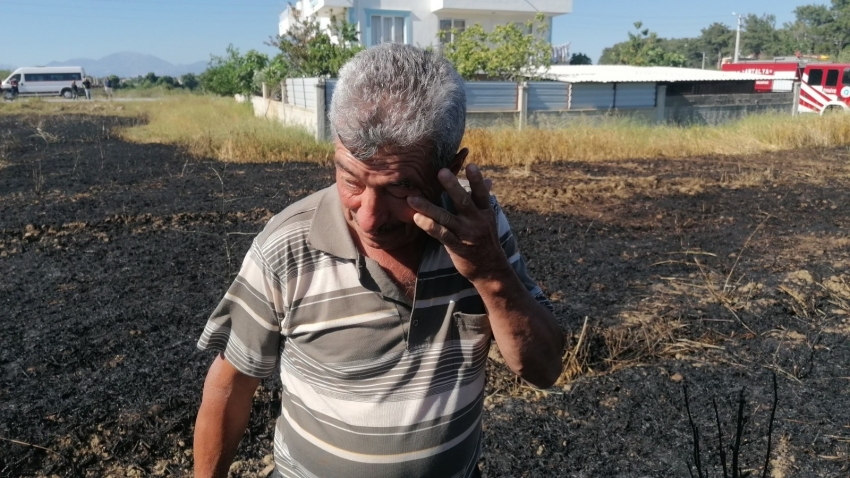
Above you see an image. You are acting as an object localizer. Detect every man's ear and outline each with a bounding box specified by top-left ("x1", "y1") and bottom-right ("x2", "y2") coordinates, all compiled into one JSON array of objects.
[{"x1": 447, "y1": 148, "x2": 469, "y2": 175}]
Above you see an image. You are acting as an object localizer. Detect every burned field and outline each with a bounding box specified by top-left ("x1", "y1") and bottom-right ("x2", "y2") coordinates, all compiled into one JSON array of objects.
[{"x1": 1, "y1": 114, "x2": 849, "y2": 477}]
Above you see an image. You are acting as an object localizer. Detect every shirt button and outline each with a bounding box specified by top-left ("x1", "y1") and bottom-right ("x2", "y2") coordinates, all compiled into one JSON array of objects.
[{"x1": 412, "y1": 320, "x2": 419, "y2": 326}]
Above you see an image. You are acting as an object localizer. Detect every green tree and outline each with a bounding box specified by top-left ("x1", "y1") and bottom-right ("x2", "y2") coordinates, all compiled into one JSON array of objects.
[
  {"x1": 271, "y1": 13, "x2": 362, "y2": 77},
  {"x1": 742, "y1": 14, "x2": 781, "y2": 58},
  {"x1": 180, "y1": 73, "x2": 199, "y2": 90},
  {"x1": 699, "y1": 23, "x2": 734, "y2": 68},
  {"x1": 599, "y1": 22, "x2": 688, "y2": 67},
  {"x1": 158, "y1": 75, "x2": 176, "y2": 88},
  {"x1": 569, "y1": 53, "x2": 592, "y2": 65},
  {"x1": 200, "y1": 45, "x2": 269, "y2": 96},
  {"x1": 442, "y1": 13, "x2": 552, "y2": 81}
]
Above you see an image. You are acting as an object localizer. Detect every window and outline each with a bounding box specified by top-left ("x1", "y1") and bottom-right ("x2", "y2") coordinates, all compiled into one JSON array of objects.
[
  {"x1": 807, "y1": 69, "x2": 823, "y2": 86},
  {"x1": 22, "y1": 72, "x2": 81, "y2": 81},
  {"x1": 843, "y1": 68, "x2": 850, "y2": 86},
  {"x1": 826, "y1": 69, "x2": 839, "y2": 87},
  {"x1": 371, "y1": 15, "x2": 405, "y2": 45},
  {"x1": 439, "y1": 19, "x2": 466, "y2": 44}
]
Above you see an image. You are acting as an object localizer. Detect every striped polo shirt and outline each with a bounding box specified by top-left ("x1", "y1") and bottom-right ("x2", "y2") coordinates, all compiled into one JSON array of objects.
[{"x1": 198, "y1": 185, "x2": 552, "y2": 478}]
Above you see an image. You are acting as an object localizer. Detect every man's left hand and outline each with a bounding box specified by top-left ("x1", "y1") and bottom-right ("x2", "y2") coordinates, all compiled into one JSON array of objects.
[{"x1": 407, "y1": 164, "x2": 507, "y2": 283}]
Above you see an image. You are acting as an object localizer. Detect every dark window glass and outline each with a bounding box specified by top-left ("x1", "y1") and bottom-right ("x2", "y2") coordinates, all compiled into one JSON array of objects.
[
  {"x1": 808, "y1": 69, "x2": 823, "y2": 85},
  {"x1": 826, "y1": 69, "x2": 839, "y2": 87},
  {"x1": 21, "y1": 72, "x2": 81, "y2": 81},
  {"x1": 843, "y1": 68, "x2": 850, "y2": 86}
]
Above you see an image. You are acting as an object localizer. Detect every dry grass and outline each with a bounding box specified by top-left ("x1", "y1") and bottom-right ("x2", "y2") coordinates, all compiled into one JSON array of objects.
[
  {"x1": 116, "y1": 96, "x2": 334, "y2": 163},
  {"x1": 0, "y1": 95, "x2": 334, "y2": 164},
  {"x1": 462, "y1": 113, "x2": 850, "y2": 166},
  {"x1": 6, "y1": 93, "x2": 850, "y2": 167}
]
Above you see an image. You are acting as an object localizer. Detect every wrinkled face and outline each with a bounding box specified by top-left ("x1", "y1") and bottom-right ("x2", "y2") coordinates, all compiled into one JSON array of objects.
[{"x1": 335, "y1": 139, "x2": 443, "y2": 252}]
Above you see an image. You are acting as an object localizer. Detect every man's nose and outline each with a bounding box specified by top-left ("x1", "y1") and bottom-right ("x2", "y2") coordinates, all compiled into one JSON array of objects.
[{"x1": 356, "y1": 188, "x2": 387, "y2": 233}]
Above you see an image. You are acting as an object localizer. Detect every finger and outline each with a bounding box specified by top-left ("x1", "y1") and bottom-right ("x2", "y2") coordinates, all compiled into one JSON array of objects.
[
  {"x1": 465, "y1": 164, "x2": 490, "y2": 210},
  {"x1": 484, "y1": 178, "x2": 493, "y2": 193},
  {"x1": 412, "y1": 212, "x2": 459, "y2": 246},
  {"x1": 407, "y1": 196, "x2": 458, "y2": 230},
  {"x1": 437, "y1": 169, "x2": 475, "y2": 213}
]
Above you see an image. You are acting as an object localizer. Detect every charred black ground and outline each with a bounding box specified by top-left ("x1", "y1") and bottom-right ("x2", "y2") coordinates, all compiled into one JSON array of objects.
[{"x1": 1, "y1": 114, "x2": 848, "y2": 477}]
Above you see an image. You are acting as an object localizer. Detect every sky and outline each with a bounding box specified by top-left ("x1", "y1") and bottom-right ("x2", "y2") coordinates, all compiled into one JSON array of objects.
[{"x1": 0, "y1": 0, "x2": 832, "y2": 69}]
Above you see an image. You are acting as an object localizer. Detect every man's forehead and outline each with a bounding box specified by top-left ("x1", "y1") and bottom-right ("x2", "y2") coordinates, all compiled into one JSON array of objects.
[{"x1": 335, "y1": 142, "x2": 435, "y2": 168}]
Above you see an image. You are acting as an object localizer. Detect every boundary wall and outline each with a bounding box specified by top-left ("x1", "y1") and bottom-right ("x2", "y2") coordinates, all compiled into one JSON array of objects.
[{"x1": 251, "y1": 79, "x2": 795, "y2": 140}]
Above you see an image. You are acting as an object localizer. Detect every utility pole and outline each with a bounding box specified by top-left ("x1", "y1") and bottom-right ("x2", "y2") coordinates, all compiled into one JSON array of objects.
[
  {"x1": 702, "y1": 52, "x2": 706, "y2": 69},
  {"x1": 733, "y1": 13, "x2": 743, "y2": 63}
]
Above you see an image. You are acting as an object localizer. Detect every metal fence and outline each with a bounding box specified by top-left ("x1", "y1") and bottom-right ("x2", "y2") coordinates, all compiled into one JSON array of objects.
[{"x1": 263, "y1": 78, "x2": 791, "y2": 139}]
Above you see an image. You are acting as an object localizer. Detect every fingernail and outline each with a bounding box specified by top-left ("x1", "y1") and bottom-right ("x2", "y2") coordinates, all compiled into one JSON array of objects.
[
  {"x1": 469, "y1": 164, "x2": 479, "y2": 174},
  {"x1": 408, "y1": 196, "x2": 421, "y2": 205}
]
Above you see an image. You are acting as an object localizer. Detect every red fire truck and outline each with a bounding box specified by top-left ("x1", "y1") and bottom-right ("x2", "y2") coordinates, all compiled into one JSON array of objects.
[
  {"x1": 721, "y1": 59, "x2": 802, "y2": 93},
  {"x1": 722, "y1": 58, "x2": 850, "y2": 114}
]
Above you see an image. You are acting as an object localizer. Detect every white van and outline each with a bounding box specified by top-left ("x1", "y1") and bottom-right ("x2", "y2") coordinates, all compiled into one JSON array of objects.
[{"x1": 1, "y1": 66, "x2": 88, "y2": 98}]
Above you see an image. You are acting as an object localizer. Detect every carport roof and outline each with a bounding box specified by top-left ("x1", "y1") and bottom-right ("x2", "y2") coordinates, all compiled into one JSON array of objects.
[{"x1": 539, "y1": 65, "x2": 774, "y2": 83}]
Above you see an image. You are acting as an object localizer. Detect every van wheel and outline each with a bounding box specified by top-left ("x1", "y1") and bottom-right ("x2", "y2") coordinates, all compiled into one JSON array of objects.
[
  {"x1": 823, "y1": 105, "x2": 844, "y2": 115},
  {"x1": 61, "y1": 89, "x2": 73, "y2": 99}
]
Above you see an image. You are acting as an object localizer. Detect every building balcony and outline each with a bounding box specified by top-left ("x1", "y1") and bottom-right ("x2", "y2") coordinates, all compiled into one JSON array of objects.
[
  {"x1": 431, "y1": 0, "x2": 572, "y2": 16},
  {"x1": 303, "y1": 0, "x2": 352, "y2": 16}
]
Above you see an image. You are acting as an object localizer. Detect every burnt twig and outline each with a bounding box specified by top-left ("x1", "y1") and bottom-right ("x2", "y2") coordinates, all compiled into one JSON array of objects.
[
  {"x1": 683, "y1": 382, "x2": 704, "y2": 478},
  {"x1": 761, "y1": 374, "x2": 778, "y2": 478},
  {"x1": 731, "y1": 387, "x2": 747, "y2": 478},
  {"x1": 713, "y1": 398, "x2": 728, "y2": 478}
]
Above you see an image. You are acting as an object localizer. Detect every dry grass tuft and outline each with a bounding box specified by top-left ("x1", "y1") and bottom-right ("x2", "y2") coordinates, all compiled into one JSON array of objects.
[{"x1": 462, "y1": 113, "x2": 850, "y2": 166}]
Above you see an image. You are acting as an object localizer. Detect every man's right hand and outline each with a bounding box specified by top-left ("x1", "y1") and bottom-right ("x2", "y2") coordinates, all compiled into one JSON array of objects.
[{"x1": 194, "y1": 353, "x2": 262, "y2": 478}]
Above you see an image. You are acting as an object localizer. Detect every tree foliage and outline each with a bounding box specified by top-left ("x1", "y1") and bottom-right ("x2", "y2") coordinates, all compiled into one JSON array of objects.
[
  {"x1": 180, "y1": 73, "x2": 200, "y2": 90},
  {"x1": 599, "y1": 22, "x2": 688, "y2": 67},
  {"x1": 442, "y1": 13, "x2": 552, "y2": 81},
  {"x1": 569, "y1": 53, "x2": 593, "y2": 65},
  {"x1": 200, "y1": 45, "x2": 269, "y2": 96},
  {"x1": 270, "y1": 12, "x2": 363, "y2": 78},
  {"x1": 599, "y1": 3, "x2": 850, "y2": 67}
]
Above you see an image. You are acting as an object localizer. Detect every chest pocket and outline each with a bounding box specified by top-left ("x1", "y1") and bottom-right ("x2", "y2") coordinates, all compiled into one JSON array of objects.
[{"x1": 453, "y1": 312, "x2": 491, "y2": 342}]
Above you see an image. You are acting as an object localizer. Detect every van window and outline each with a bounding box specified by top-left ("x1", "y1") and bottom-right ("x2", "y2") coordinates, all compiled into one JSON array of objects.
[
  {"x1": 808, "y1": 69, "x2": 824, "y2": 86},
  {"x1": 826, "y1": 69, "x2": 839, "y2": 87},
  {"x1": 22, "y1": 72, "x2": 81, "y2": 81},
  {"x1": 843, "y1": 68, "x2": 850, "y2": 85}
]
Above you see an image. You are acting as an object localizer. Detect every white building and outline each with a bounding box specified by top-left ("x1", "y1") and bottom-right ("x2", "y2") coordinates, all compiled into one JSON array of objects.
[{"x1": 279, "y1": 0, "x2": 572, "y2": 49}]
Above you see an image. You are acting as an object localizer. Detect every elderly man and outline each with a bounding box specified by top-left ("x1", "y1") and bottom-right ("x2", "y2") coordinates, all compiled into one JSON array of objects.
[{"x1": 194, "y1": 43, "x2": 563, "y2": 478}]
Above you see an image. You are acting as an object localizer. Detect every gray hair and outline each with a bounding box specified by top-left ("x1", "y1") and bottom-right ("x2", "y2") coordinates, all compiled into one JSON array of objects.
[{"x1": 329, "y1": 43, "x2": 466, "y2": 169}]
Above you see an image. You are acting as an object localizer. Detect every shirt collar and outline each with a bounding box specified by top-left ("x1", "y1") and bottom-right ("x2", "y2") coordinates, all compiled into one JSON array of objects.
[{"x1": 308, "y1": 185, "x2": 359, "y2": 260}]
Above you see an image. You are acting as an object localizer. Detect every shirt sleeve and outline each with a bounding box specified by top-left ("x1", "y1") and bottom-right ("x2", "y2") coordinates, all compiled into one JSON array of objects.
[
  {"x1": 197, "y1": 239, "x2": 284, "y2": 378},
  {"x1": 492, "y1": 196, "x2": 555, "y2": 313}
]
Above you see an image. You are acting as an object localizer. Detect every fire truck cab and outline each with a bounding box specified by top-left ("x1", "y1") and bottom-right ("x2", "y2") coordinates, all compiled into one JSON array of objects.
[{"x1": 799, "y1": 64, "x2": 850, "y2": 114}]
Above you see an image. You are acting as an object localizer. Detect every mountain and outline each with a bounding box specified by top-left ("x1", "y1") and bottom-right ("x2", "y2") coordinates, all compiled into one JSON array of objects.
[{"x1": 46, "y1": 52, "x2": 207, "y2": 78}]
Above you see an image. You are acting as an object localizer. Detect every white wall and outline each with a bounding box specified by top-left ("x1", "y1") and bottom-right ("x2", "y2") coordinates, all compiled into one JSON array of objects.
[{"x1": 281, "y1": 0, "x2": 558, "y2": 49}]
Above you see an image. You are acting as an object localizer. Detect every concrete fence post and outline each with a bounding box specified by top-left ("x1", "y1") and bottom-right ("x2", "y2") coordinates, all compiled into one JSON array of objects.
[
  {"x1": 262, "y1": 82, "x2": 269, "y2": 99},
  {"x1": 281, "y1": 81, "x2": 288, "y2": 104},
  {"x1": 518, "y1": 82, "x2": 529, "y2": 130},
  {"x1": 315, "y1": 78, "x2": 327, "y2": 142},
  {"x1": 791, "y1": 82, "x2": 801, "y2": 117},
  {"x1": 655, "y1": 84, "x2": 667, "y2": 124}
]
